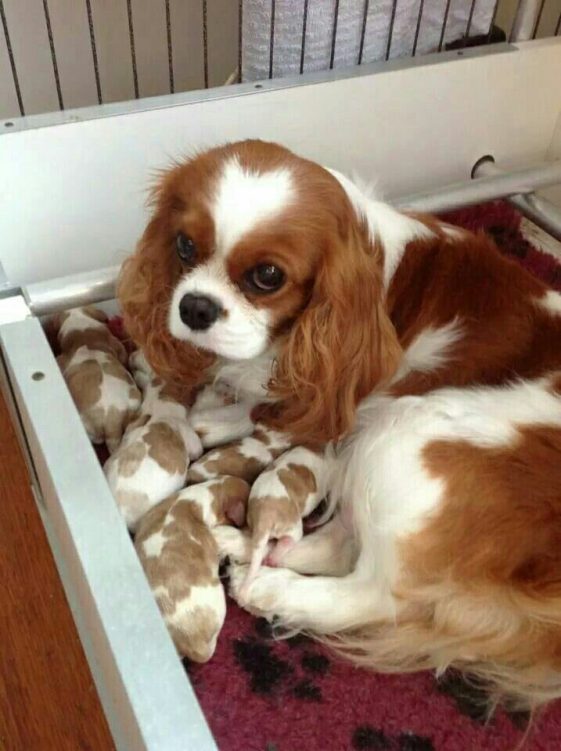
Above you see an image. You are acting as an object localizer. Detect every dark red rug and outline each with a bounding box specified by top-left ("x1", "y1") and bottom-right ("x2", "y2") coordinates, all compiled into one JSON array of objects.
[{"x1": 181, "y1": 203, "x2": 561, "y2": 751}]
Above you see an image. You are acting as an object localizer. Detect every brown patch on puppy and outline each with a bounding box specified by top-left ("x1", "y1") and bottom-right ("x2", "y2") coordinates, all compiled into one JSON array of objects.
[
  {"x1": 63, "y1": 359, "x2": 103, "y2": 411},
  {"x1": 144, "y1": 422, "x2": 187, "y2": 475},
  {"x1": 188, "y1": 445, "x2": 267, "y2": 483},
  {"x1": 136, "y1": 495, "x2": 224, "y2": 664},
  {"x1": 278, "y1": 463, "x2": 317, "y2": 513},
  {"x1": 167, "y1": 606, "x2": 221, "y2": 663},
  {"x1": 117, "y1": 442, "x2": 147, "y2": 477},
  {"x1": 113, "y1": 489, "x2": 151, "y2": 523},
  {"x1": 247, "y1": 495, "x2": 300, "y2": 541},
  {"x1": 60, "y1": 327, "x2": 127, "y2": 364},
  {"x1": 101, "y1": 358, "x2": 134, "y2": 383},
  {"x1": 104, "y1": 405, "x2": 134, "y2": 452},
  {"x1": 136, "y1": 495, "x2": 219, "y2": 593}
]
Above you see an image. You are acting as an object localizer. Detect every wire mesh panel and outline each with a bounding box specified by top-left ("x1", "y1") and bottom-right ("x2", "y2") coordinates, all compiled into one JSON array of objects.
[{"x1": 0, "y1": 0, "x2": 559, "y2": 121}]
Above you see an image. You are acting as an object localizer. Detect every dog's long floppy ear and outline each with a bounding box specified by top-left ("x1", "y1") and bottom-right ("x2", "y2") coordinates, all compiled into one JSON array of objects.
[
  {"x1": 117, "y1": 205, "x2": 214, "y2": 390},
  {"x1": 263, "y1": 222, "x2": 402, "y2": 446}
]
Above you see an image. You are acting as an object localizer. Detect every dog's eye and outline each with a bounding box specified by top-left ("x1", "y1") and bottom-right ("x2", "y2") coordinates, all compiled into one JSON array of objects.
[
  {"x1": 176, "y1": 232, "x2": 197, "y2": 264},
  {"x1": 245, "y1": 264, "x2": 285, "y2": 293}
]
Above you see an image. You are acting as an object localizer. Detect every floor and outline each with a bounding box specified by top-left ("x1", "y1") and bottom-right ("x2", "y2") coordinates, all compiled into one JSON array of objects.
[{"x1": 0, "y1": 391, "x2": 114, "y2": 750}]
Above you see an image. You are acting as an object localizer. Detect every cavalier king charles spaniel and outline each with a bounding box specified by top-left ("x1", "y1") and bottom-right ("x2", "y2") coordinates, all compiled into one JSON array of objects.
[{"x1": 119, "y1": 140, "x2": 561, "y2": 710}]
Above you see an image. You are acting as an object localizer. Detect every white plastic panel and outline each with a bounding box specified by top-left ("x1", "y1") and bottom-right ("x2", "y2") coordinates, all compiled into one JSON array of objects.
[{"x1": 1, "y1": 39, "x2": 561, "y2": 287}]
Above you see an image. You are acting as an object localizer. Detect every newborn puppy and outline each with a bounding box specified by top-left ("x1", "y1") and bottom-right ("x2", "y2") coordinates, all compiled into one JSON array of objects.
[
  {"x1": 240, "y1": 446, "x2": 330, "y2": 598},
  {"x1": 135, "y1": 477, "x2": 250, "y2": 662},
  {"x1": 104, "y1": 350, "x2": 203, "y2": 531},
  {"x1": 187, "y1": 425, "x2": 292, "y2": 485},
  {"x1": 53, "y1": 307, "x2": 141, "y2": 452}
]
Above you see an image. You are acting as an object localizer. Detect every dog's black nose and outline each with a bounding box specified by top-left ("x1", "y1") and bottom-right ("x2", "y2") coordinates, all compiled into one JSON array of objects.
[{"x1": 179, "y1": 293, "x2": 221, "y2": 331}]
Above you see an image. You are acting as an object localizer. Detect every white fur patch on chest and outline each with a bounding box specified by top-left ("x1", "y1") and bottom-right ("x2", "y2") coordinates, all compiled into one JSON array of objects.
[
  {"x1": 211, "y1": 157, "x2": 294, "y2": 256},
  {"x1": 213, "y1": 348, "x2": 276, "y2": 401}
]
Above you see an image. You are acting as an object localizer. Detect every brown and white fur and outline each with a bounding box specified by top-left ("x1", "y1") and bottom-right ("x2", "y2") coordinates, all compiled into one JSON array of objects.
[
  {"x1": 135, "y1": 476, "x2": 249, "y2": 662},
  {"x1": 241, "y1": 446, "x2": 331, "y2": 596},
  {"x1": 187, "y1": 424, "x2": 291, "y2": 484},
  {"x1": 118, "y1": 139, "x2": 561, "y2": 710},
  {"x1": 53, "y1": 306, "x2": 141, "y2": 452},
  {"x1": 104, "y1": 349, "x2": 203, "y2": 531}
]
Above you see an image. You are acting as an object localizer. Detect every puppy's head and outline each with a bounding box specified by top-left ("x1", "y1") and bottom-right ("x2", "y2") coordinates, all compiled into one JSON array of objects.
[
  {"x1": 118, "y1": 140, "x2": 401, "y2": 443},
  {"x1": 49, "y1": 306, "x2": 127, "y2": 364}
]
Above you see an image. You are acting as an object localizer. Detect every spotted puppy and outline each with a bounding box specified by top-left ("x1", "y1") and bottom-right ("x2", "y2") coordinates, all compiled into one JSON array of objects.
[
  {"x1": 187, "y1": 425, "x2": 292, "y2": 485},
  {"x1": 135, "y1": 477, "x2": 250, "y2": 662},
  {"x1": 104, "y1": 350, "x2": 203, "y2": 531},
  {"x1": 207, "y1": 444, "x2": 333, "y2": 593},
  {"x1": 54, "y1": 307, "x2": 141, "y2": 452},
  {"x1": 239, "y1": 446, "x2": 332, "y2": 597}
]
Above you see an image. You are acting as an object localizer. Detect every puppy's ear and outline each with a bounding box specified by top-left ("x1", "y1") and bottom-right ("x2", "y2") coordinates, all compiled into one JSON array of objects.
[
  {"x1": 265, "y1": 223, "x2": 402, "y2": 445},
  {"x1": 117, "y1": 204, "x2": 214, "y2": 390}
]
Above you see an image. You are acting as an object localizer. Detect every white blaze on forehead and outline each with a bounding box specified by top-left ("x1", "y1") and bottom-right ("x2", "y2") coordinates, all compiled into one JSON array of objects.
[{"x1": 212, "y1": 157, "x2": 294, "y2": 255}]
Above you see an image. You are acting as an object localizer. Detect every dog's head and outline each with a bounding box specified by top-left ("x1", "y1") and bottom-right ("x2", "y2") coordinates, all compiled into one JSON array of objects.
[{"x1": 118, "y1": 140, "x2": 401, "y2": 442}]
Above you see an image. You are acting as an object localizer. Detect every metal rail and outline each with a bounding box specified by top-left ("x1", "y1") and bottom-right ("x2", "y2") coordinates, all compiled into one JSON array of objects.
[
  {"x1": 472, "y1": 156, "x2": 561, "y2": 241},
  {"x1": 395, "y1": 158, "x2": 561, "y2": 213}
]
